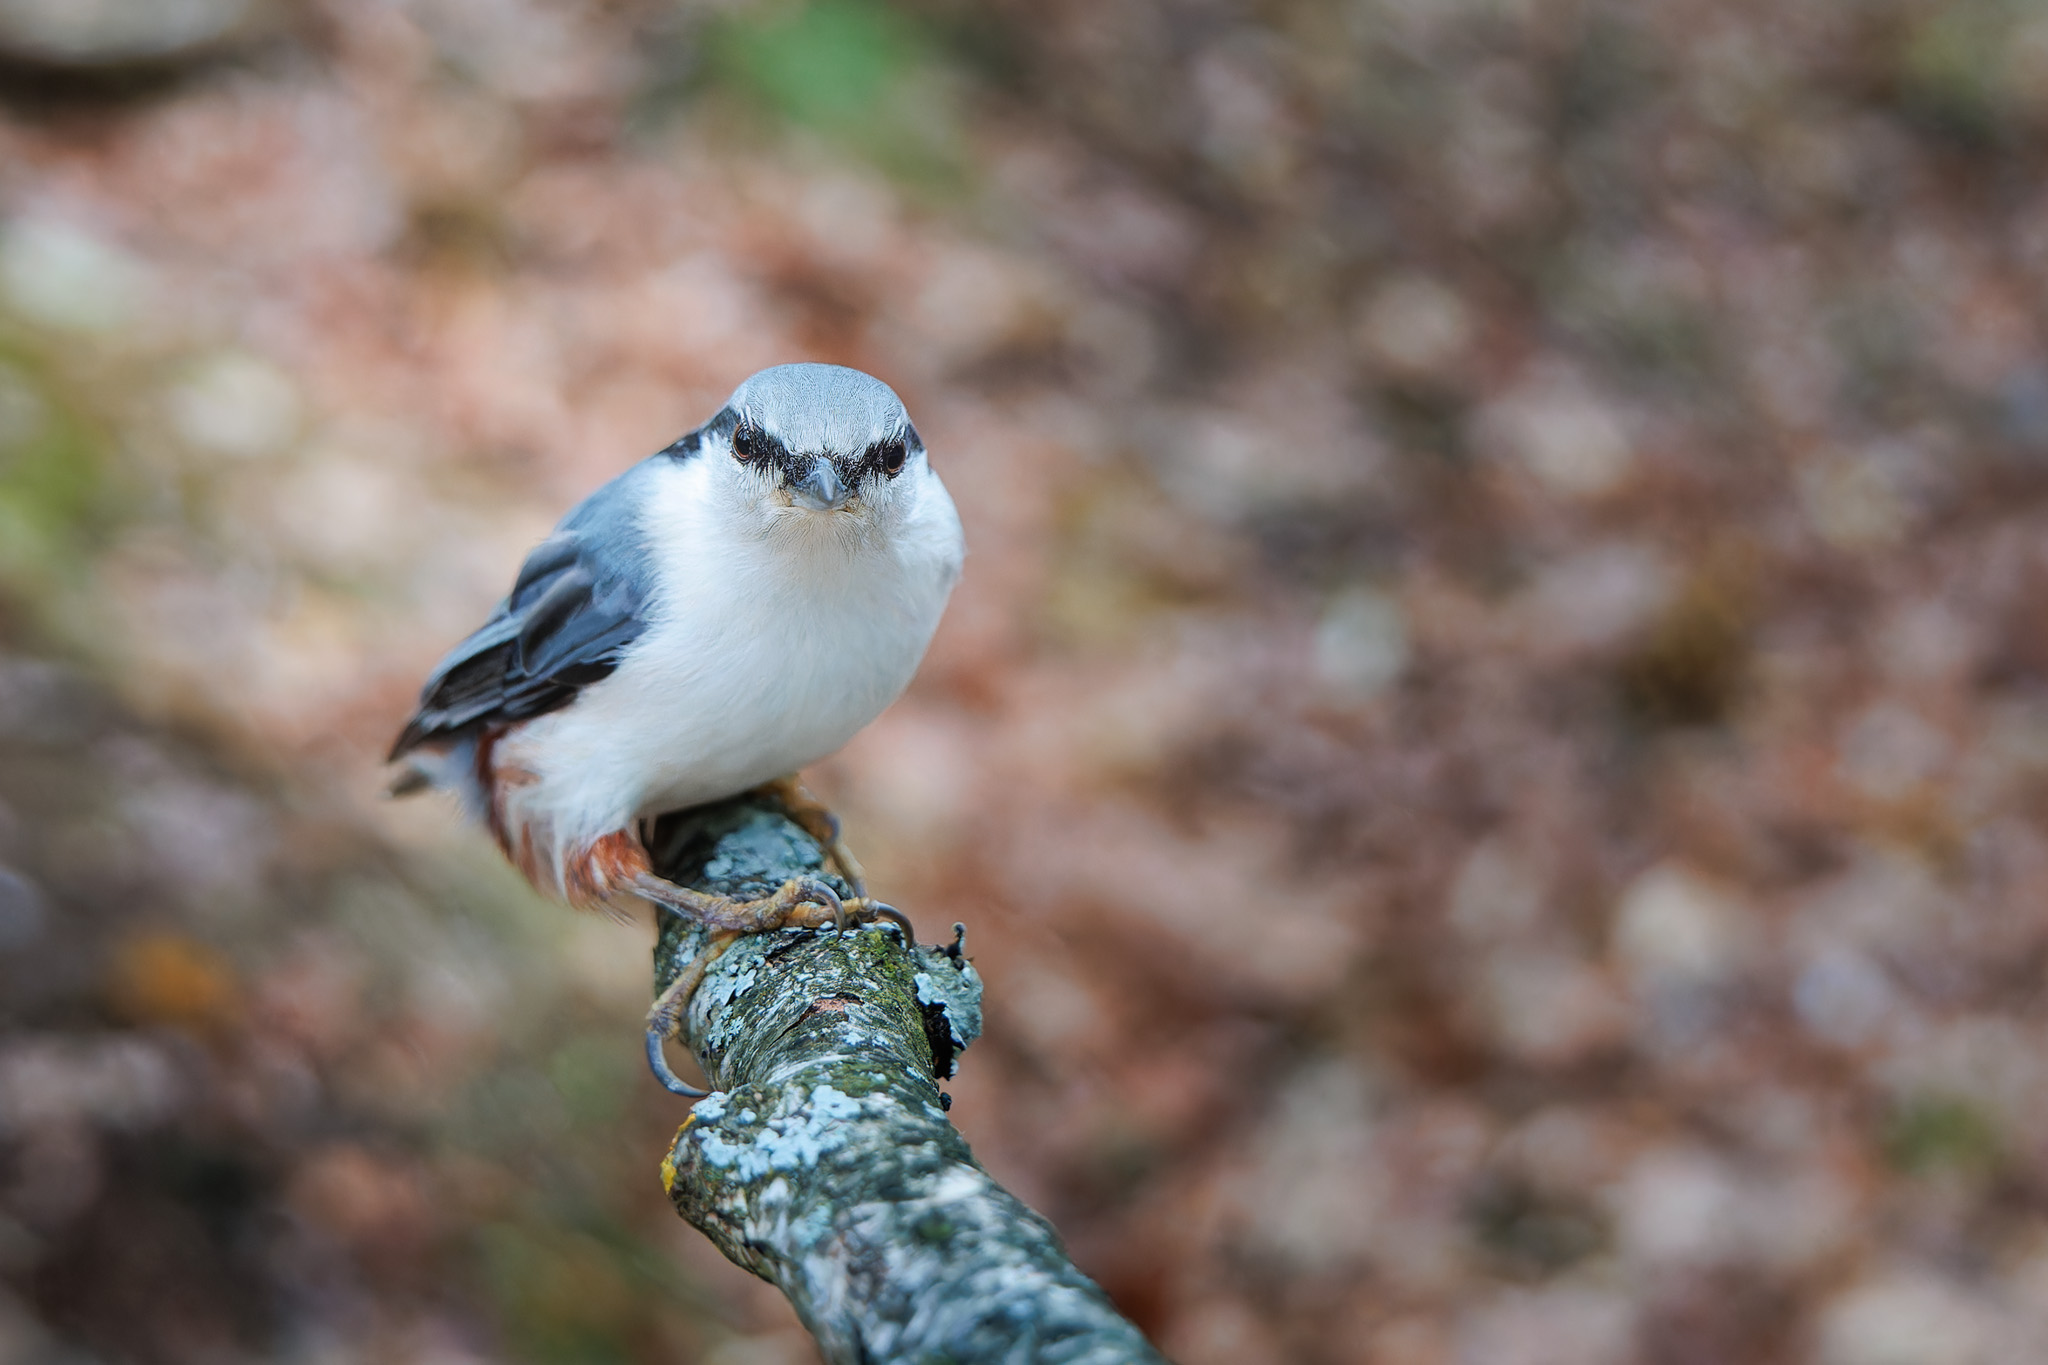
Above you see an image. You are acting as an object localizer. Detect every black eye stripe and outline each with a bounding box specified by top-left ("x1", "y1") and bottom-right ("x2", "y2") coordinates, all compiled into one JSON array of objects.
[
  {"x1": 731, "y1": 427, "x2": 911, "y2": 477},
  {"x1": 731, "y1": 422, "x2": 777, "y2": 462},
  {"x1": 868, "y1": 436, "x2": 909, "y2": 478}
]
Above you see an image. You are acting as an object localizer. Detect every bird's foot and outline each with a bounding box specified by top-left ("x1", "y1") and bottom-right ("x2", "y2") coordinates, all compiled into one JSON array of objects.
[
  {"x1": 756, "y1": 776, "x2": 868, "y2": 900},
  {"x1": 634, "y1": 871, "x2": 849, "y2": 933},
  {"x1": 636, "y1": 876, "x2": 914, "y2": 1098},
  {"x1": 844, "y1": 898, "x2": 917, "y2": 944}
]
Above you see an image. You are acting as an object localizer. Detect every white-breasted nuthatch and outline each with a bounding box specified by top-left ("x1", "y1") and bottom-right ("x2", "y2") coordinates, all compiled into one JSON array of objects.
[{"x1": 389, "y1": 363, "x2": 964, "y2": 1093}]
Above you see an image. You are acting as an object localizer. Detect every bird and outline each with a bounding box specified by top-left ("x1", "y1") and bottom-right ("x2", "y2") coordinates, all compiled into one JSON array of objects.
[{"x1": 388, "y1": 363, "x2": 964, "y2": 1094}]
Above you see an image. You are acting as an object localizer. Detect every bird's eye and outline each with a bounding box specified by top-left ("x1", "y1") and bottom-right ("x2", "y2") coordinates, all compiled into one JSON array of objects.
[
  {"x1": 879, "y1": 439, "x2": 907, "y2": 477},
  {"x1": 732, "y1": 423, "x2": 767, "y2": 462}
]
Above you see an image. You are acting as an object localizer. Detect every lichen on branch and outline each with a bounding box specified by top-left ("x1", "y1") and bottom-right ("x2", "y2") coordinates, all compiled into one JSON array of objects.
[{"x1": 649, "y1": 797, "x2": 1166, "y2": 1365}]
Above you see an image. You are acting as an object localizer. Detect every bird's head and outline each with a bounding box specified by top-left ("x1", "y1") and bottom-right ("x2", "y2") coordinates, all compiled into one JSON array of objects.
[{"x1": 697, "y1": 363, "x2": 927, "y2": 529}]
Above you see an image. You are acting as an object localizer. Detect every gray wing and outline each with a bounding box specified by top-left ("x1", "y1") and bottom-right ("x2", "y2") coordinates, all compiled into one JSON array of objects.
[{"x1": 388, "y1": 451, "x2": 682, "y2": 762}]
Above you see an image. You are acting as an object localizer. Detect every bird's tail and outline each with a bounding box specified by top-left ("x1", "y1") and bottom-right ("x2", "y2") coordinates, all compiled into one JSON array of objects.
[
  {"x1": 386, "y1": 764, "x2": 434, "y2": 798},
  {"x1": 383, "y1": 735, "x2": 480, "y2": 810}
]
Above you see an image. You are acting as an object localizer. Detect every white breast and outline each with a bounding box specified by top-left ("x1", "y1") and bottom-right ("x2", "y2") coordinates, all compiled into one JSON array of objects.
[{"x1": 494, "y1": 453, "x2": 962, "y2": 858}]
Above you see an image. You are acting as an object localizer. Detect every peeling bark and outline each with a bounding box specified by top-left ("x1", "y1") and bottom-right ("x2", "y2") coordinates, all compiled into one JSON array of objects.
[{"x1": 649, "y1": 797, "x2": 1168, "y2": 1365}]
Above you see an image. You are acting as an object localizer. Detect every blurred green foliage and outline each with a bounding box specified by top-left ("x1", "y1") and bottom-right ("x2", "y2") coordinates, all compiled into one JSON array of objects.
[
  {"x1": 1898, "y1": 0, "x2": 2048, "y2": 139},
  {"x1": 715, "y1": 0, "x2": 920, "y2": 128},
  {"x1": 0, "y1": 347, "x2": 110, "y2": 591},
  {"x1": 548, "y1": 1032, "x2": 638, "y2": 1127},
  {"x1": 1883, "y1": 1094, "x2": 2004, "y2": 1178},
  {"x1": 701, "y1": 0, "x2": 966, "y2": 191},
  {"x1": 480, "y1": 1223, "x2": 639, "y2": 1365},
  {"x1": 477, "y1": 1187, "x2": 710, "y2": 1364}
]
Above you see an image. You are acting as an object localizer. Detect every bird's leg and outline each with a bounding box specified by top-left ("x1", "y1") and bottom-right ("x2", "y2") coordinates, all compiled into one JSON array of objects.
[
  {"x1": 634, "y1": 868, "x2": 860, "y2": 1097},
  {"x1": 644, "y1": 929, "x2": 737, "y2": 1097},
  {"x1": 757, "y1": 776, "x2": 868, "y2": 900}
]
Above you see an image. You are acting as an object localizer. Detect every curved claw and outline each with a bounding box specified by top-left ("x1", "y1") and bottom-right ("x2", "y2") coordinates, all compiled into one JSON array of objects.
[
  {"x1": 790, "y1": 876, "x2": 846, "y2": 931},
  {"x1": 862, "y1": 901, "x2": 916, "y2": 944},
  {"x1": 645, "y1": 1028, "x2": 709, "y2": 1098}
]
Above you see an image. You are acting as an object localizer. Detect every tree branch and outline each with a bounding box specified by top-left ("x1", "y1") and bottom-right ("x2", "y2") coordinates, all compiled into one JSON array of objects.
[{"x1": 648, "y1": 797, "x2": 1168, "y2": 1365}]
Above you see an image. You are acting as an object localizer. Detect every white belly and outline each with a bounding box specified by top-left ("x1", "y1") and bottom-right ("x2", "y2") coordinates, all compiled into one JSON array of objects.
[
  {"x1": 492, "y1": 454, "x2": 960, "y2": 864},
  {"x1": 530, "y1": 580, "x2": 932, "y2": 823}
]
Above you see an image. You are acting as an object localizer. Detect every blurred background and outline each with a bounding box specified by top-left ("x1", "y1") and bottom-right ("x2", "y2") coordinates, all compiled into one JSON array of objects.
[{"x1": 2, "y1": 1, "x2": 2047, "y2": 1362}]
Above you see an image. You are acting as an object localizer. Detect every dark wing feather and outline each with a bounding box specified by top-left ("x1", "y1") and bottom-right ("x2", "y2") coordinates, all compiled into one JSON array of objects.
[{"x1": 388, "y1": 454, "x2": 678, "y2": 762}]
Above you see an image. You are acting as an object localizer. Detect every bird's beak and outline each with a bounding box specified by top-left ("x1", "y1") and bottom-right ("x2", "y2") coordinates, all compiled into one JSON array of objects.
[{"x1": 789, "y1": 459, "x2": 849, "y2": 511}]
